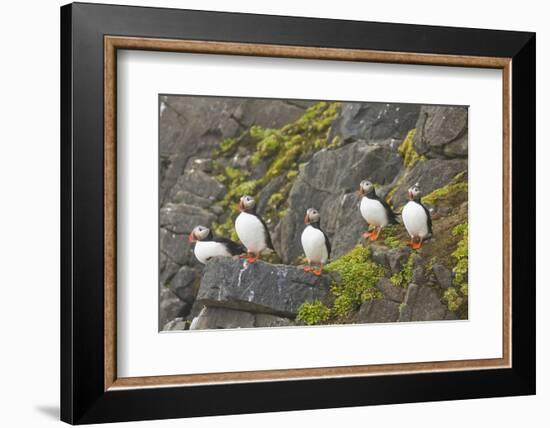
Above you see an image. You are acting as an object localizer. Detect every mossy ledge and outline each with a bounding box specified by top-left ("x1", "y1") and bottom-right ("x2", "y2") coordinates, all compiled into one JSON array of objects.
[
  {"x1": 296, "y1": 245, "x2": 385, "y2": 325},
  {"x1": 211, "y1": 102, "x2": 341, "y2": 240},
  {"x1": 422, "y1": 171, "x2": 468, "y2": 205}
]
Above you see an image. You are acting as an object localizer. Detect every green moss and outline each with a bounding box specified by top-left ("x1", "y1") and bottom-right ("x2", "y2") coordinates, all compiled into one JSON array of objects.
[
  {"x1": 382, "y1": 225, "x2": 403, "y2": 248},
  {"x1": 423, "y1": 182, "x2": 468, "y2": 205},
  {"x1": 443, "y1": 288, "x2": 463, "y2": 312},
  {"x1": 398, "y1": 129, "x2": 425, "y2": 168},
  {"x1": 212, "y1": 101, "x2": 342, "y2": 231},
  {"x1": 451, "y1": 223, "x2": 468, "y2": 287},
  {"x1": 278, "y1": 208, "x2": 289, "y2": 219},
  {"x1": 286, "y1": 170, "x2": 298, "y2": 180},
  {"x1": 268, "y1": 193, "x2": 284, "y2": 206},
  {"x1": 329, "y1": 135, "x2": 342, "y2": 148},
  {"x1": 386, "y1": 174, "x2": 405, "y2": 204},
  {"x1": 390, "y1": 253, "x2": 415, "y2": 288},
  {"x1": 296, "y1": 300, "x2": 331, "y2": 325},
  {"x1": 384, "y1": 236, "x2": 401, "y2": 248},
  {"x1": 425, "y1": 257, "x2": 437, "y2": 274},
  {"x1": 325, "y1": 246, "x2": 385, "y2": 318},
  {"x1": 217, "y1": 137, "x2": 239, "y2": 154},
  {"x1": 443, "y1": 222, "x2": 468, "y2": 312}
]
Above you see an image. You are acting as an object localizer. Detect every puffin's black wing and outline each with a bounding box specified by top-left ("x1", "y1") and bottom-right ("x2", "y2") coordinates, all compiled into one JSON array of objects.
[
  {"x1": 322, "y1": 229, "x2": 332, "y2": 260},
  {"x1": 211, "y1": 236, "x2": 246, "y2": 255},
  {"x1": 419, "y1": 201, "x2": 433, "y2": 236},
  {"x1": 252, "y1": 213, "x2": 276, "y2": 252},
  {"x1": 372, "y1": 193, "x2": 399, "y2": 224}
]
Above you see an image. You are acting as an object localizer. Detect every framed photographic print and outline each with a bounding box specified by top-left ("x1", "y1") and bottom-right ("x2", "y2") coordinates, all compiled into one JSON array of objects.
[{"x1": 60, "y1": 2, "x2": 535, "y2": 424}]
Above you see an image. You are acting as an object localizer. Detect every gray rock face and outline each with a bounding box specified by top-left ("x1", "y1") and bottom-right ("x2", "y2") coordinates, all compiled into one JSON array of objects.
[
  {"x1": 196, "y1": 257, "x2": 331, "y2": 317},
  {"x1": 254, "y1": 313, "x2": 294, "y2": 328},
  {"x1": 159, "y1": 228, "x2": 195, "y2": 267},
  {"x1": 160, "y1": 96, "x2": 311, "y2": 204},
  {"x1": 159, "y1": 96, "x2": 313, "y2": 329},
  {"x1": 169, "y1": 266, "x2": 198, "y2": 303},
  {"x1": 302, "y1": 143, "x2": 402, "y2": 193},
  {"x1": 413, "y1": 106, "x2": 468, "y2": 158},
  {"x1": 432, "y1": 263, "x2": 453, "y2": 289},
  {"x1": 390, "y1": 158, "x2": 467, "y2": 207},
  {"x1": 330, "y1": 102, "x2": 420, "y2": 143},
  {"x1": 158, "y1": 98, "x2": 468, "y2": 329},
  {"x1": 167, "y1": 168, "x2": 226, "y2": 204},
  {"x1": 160, "y1": 203, "x2": 216, "y2": 235},
  {"x1": 386, "y1": 247, "x2": 413, "y2": 274},
  {"x1": 354, "y1": 299, "x2": 401, "y2": 323},
  {"x1": 232, "y1": 99, "x2": 314, "y2": 129},
  {"x1": 159, "y1": 288, "x2": 186, "y2": 327},
  {"x1": 189, "y1": 307, "x2": 294, "y2": 330},
  {"x1": 190, "y1": 307, "x2": 256, "y2": 330},
  {"x1": 376, "y1": 278, "x2": 406, "y2": 302},
  {"x1": 398, "y1": 283, "x2": 447, "y2": 322},
  {"x1": 163, "y1": 317, "x2": 188, "y2": 331},
  {"x1": 278, "y1": 142, "x2": 403, "y2": 262}
]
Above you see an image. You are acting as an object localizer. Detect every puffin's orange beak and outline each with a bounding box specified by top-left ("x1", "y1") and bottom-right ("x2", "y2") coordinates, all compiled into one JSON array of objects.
[
  {"x1": 357, "y1": 186, "x2": 364, "y2": 196},
  {"x1": 304, "y1": 214, "x2": 310, "y2": 224},
  {"x1": 237, "y1": 200, "x2": 243, "y2": 211},
  {"x1": 408, "y1": 191, "x2": 413, "y2": 200},
  {"x1": 188, "y1": 232, "x2": 195, "y2": 242}
]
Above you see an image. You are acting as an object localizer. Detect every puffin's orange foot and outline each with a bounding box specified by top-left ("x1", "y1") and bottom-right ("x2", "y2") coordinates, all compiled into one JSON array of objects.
[
  {"x1": 411, "y1": 240, "x2": 423, "y2": 250},
  {"x1": 370, "y1": 230, "x2": 381, "y2": 241},
  {"x1": 311, "y1": 269, "x2": 322, "y2": 276},
  {"x1": 303, "y1": 265, "x2": 312, "y2": 272},
  {"x1": 362, "y1": 231, "x2": 373, "y2": 239},
  {"x1": 246, "y1": 256, "x2": 258, "y2": 263}
]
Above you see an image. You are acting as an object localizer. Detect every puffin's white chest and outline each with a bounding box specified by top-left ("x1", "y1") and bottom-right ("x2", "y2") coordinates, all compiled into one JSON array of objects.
[
  {"x1": 301, "y1": 225, "x2": 329, "y2": 264},
  {"x1": 402, "y1": 201, "x2": 429, "y2": 238},
  {"x1": 360, "y1": 197, "x2": 388, "y2": 227},
  {"x1": 194, "y1": 241, "x2": 232, "y2": 264},
  {"x1": 235, "y1": 212, "x2": 268, "y2": 253}
]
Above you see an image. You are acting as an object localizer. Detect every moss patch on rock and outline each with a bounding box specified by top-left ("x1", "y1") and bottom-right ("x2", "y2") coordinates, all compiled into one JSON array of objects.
[
  {"x1": 296, "y1": 246, "x2": 385, "y2": 325},
  {"x1": 211, "y1": 102, "x2": 341, "y2": 239},
  {"x1": 423, "y1": 172, "x2": 468, "y2": 205},
  {"x1": 398, "y1": 128, "x2": 425, "y2": 168},
  {"x1": 296, "y1": 300, "x2": 331, "y2": 326},
  {"x1": 382, "y1": 224, "x2": 405, "y2": 248},
  {"x1": 443, "y1": 222, "x2": 469, "y2": 314},
  {"x1": 390, "y1": 253, "x2": 415, "y2": 287},
  {"x1": 386, "y1": 128, "x2": 426, "y2": 205}
]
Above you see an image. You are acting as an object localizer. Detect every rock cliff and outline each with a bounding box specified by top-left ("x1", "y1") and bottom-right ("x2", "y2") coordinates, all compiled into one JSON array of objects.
[{"x1": 159, "y1": 97, "x2": 468, "y2": 330}]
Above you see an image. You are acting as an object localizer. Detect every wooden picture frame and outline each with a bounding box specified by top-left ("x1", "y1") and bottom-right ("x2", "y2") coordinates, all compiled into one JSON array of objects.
[{"x1": 61, "y1": 2, "x2": 535, "y2": 424}]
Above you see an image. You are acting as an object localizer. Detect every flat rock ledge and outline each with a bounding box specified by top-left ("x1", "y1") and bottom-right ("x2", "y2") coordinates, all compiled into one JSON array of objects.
[{"x1": 196, "y1": 257, "x2": 331, "y2": 318}]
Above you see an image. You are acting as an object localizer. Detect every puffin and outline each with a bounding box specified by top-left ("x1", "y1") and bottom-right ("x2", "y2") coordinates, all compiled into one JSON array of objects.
[
  {"x1": 234, "y1": 195, "x2": 275, "y2": 262},
  {"x1": 188, "y1": 225, "x2": 245, "y2": 264},
  {"x1": 301, "y1": 208, "x2": 331, "y2": 276},
  {"x1": 358, "y1": 180, "x2": 398, "y2": 241},
  {"x1": 402, "y1": 183, "x2": 433, "y2": 249}
]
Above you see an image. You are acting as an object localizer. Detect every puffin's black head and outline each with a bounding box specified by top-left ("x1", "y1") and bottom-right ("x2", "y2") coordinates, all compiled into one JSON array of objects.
[
  {"x1": 238, "y1": 195, "x2": 256, "y2": 213},
  {"x1": 408, "y1": 183, "x2": 422, "y2": 201},
  {"x1": 358, "y1": 180, "x2": 375, "y2": 196},
  {"x1": 304, "y1": 208, "x2": 321, "y2": 225},
  {"x1": 188, "y1": 225, "x2": 211, "y2": 242}
]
